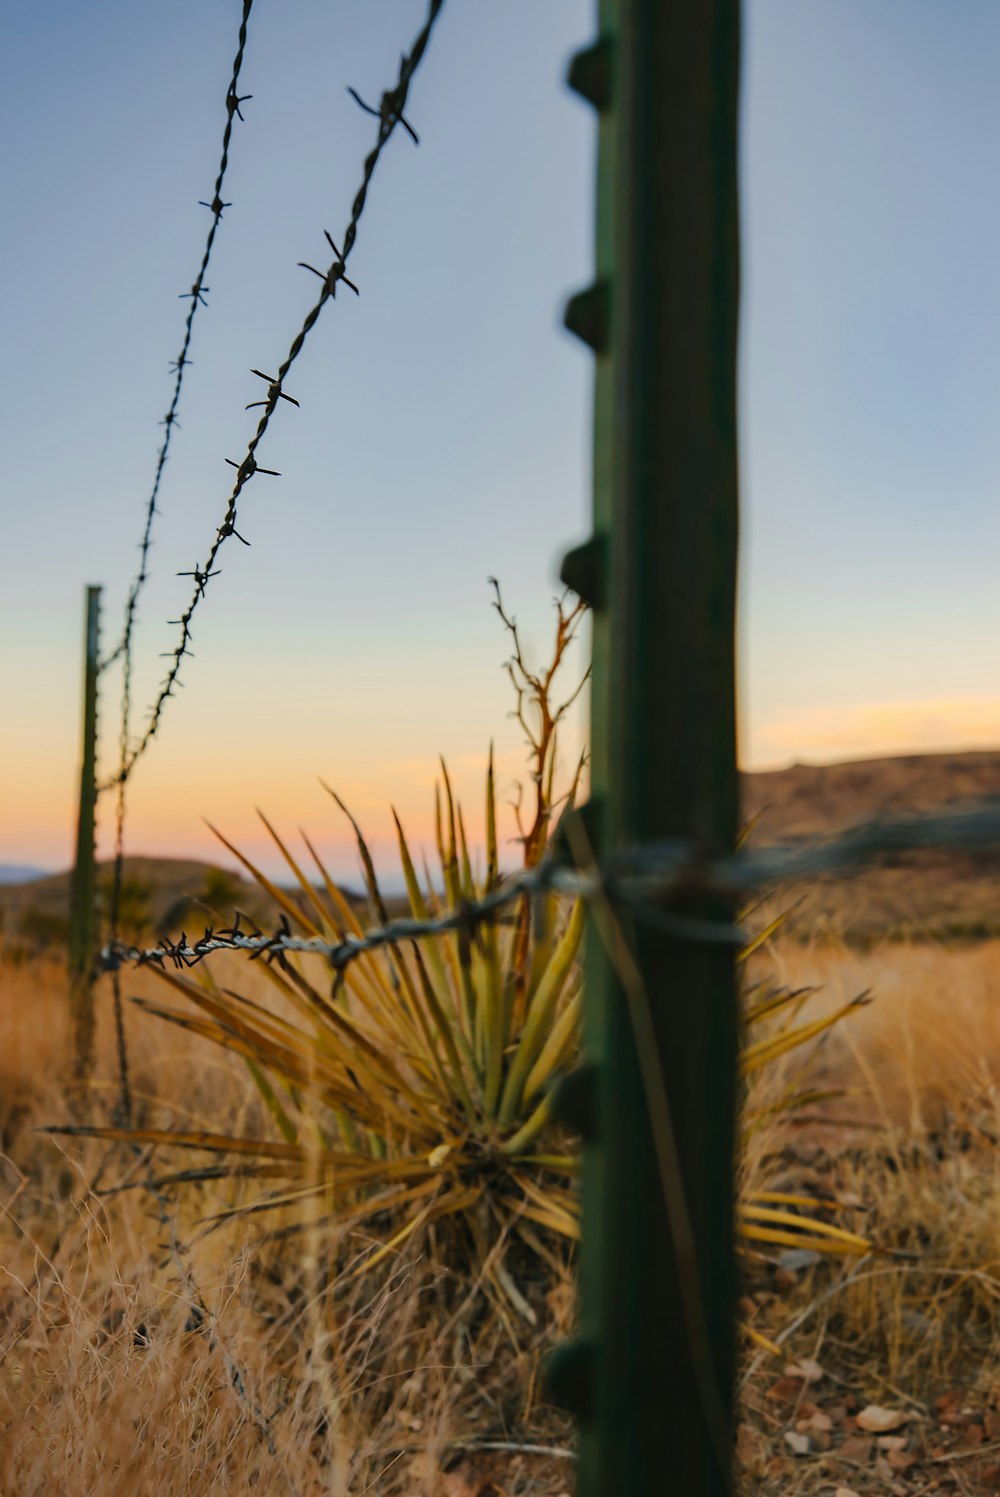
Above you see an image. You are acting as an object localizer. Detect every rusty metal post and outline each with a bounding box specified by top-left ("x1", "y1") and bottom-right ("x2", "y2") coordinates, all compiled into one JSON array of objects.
[
  {"x1": 68, "y1": 584, "x2": 101, "y2": 1080},
  {"x1": 554, "y1": 1, "x2": 742, "y2": 1492}
]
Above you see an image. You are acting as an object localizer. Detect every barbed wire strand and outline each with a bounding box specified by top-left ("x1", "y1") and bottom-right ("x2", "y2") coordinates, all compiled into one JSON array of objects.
[
  {"x1": 100, "y1": 795, "x2": 1000, "y2": 973},
  {"x1": 103, "y1": 0, "x2": 445, "y2": 1129},
  {"x1": 101, "y1": 0, "x2": 255, "y2": 679},
  {"x1": 105, "y1": 0, "x2": 257, "y2": 1127},
  {"x1": 93, "y1": 3, "x2": 446, "y2": 1450},
  {"x1": 106, "y1": 0, "x2": 445, "y2": 794}
]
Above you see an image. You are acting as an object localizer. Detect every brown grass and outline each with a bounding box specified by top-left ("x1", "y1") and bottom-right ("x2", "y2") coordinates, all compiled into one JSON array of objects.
[
  {"x1": 0, "y1": 951, "x2": 573, "y2": 1495},
  {"x1": 761, "y1": 938, "x2": 1000, "y2": 1129},
  {"x1": 4, "y1": 935, "x2": 1000, "y2": 1493},
  {"x1": 740, "y1": 939, "x2": 1000, "y2": 1492}
]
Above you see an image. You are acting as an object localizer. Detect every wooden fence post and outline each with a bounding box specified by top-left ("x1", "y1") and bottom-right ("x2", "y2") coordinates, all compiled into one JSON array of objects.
[
  {"x1": 68, "y1": 584, "x2": 101, "y2": 1081},
  {"x1": 554, "y1": 1, "x2": 742, "y2": 1491}
]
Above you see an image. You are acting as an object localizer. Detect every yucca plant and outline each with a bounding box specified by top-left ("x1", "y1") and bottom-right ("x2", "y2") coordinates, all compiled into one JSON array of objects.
[
  {"x1": 67, "y1": 586, "x2": 869, "y2": 1305},
  {"x1": 77, "y1": 588, "x2": 590, "y2": 1301}
]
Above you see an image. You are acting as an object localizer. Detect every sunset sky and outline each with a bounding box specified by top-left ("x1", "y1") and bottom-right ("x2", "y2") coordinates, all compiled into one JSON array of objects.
[{"x1": 4, "y1": 1, "x2": 1000, "y2": 880}]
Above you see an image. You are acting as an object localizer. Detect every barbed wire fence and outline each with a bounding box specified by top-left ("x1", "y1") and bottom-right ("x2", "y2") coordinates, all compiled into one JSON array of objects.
[
  {"x1": 56, "y1": 0, "x2": 1000, "y2": 1488},
  {"x1": 89, "y1": 0, "x2": 445, "y2": 1128},
  {"x1": 98, "y1": 0, "x2": 256, "y2": 1129}
]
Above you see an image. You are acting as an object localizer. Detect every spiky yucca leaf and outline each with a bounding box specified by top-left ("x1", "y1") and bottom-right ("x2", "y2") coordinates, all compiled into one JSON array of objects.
[{"x1": 738, "y1": 974, "x2": 872, "y2": 1256}]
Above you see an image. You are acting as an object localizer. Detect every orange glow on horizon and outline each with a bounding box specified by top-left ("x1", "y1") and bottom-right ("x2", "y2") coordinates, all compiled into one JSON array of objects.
[
  {"x1": 11, "y1": 695, "x2": 1000, "y2": 874},
  {"x1": 745, "y1": 694, "x2": 1000, "y2": 771}
]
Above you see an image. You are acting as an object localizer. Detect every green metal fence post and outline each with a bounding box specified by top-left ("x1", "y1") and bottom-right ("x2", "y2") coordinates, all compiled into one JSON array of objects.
[
  {"x1": 555, "y1": 2, "x2": 741, "y2": 1492},
  {"x1": 68, "y1": 584, "x2": 102, "y2": 1082}
]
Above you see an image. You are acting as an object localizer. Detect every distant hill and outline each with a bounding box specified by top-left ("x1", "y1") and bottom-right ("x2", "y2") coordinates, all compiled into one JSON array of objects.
[
  {"x1": 0, "y1": 856, "x2": 285, "y2": 953},
  {"x1": 742, "y1": 749, "x2": 1000, "y2": 840},
  {"x1": 0, "y1": 852, "x2": 377, "y2": 958},
  {"x1": 0, "y1": 865, "x2": 48, "y2": 885},
  {"x1": 741, "y1": 750, "x2": 1000, "y2": 943}
]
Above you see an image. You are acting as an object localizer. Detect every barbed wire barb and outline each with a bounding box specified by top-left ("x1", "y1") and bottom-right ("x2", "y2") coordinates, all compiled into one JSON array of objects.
[
  {"x1": 298, "y1": 231, "x2": 360, "y2": 297},
  {"x1": 347, "y1": 76, "x2": 420, "y2": 144},
  {"x1": 246, "y1": 368, "x2": 299, "y2": 410}
]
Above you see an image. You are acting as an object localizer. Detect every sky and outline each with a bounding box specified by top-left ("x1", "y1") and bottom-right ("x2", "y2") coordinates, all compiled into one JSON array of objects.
[{"x1": 3, "y1": 1, "x2": 1000, "y2": 879}]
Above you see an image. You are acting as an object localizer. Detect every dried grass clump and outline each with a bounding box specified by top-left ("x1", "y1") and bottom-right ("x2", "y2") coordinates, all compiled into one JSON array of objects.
[
  {"x1": 742, "y1": 938, "x2": 1000, "y2": 1403},
  {"x1": 0, "y1": 949, "x2": 576, "y2": 1496}
]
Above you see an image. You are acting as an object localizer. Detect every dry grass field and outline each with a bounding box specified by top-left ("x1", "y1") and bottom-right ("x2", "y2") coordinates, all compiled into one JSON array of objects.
[
  {"x1": 3, "y1": 933, "x2": 1000, "y2": 1494},
  {"x1": 740, "y1": 939, "x2": 1000, "y2": 1493},
  {"x1": 0, "y1": 948, "x2": 578, "y2": 1496},
  {"x1": 5, "y1": 749, "x2": 1000, "y2": 1493},
  {"x1": 1, "y1": 946, "x2": 586, "y2": 1497}
]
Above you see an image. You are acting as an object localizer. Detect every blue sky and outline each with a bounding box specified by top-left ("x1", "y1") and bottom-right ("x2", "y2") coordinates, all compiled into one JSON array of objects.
[
  {"x1": 743, "y1": 1, "x2": 1000, "y2": 759},
  {"x1": 3, "y1": 1, "x2": 1000, "y2": 875}
]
